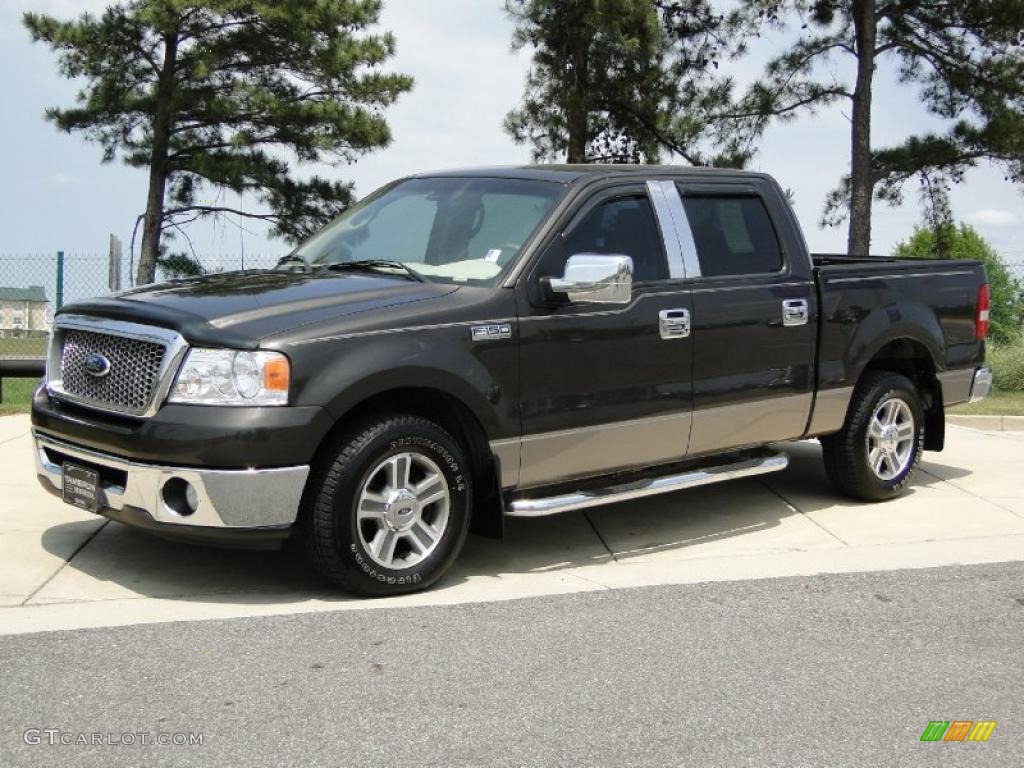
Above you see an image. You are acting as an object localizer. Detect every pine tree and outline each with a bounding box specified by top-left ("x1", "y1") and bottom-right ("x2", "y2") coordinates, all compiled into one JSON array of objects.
[
  {"x1": 505, "y1": 0, "x2": 667, "y2": 163},
  {"x1": 25, "y1": 1, "x2": 413, "y2": 284},
  {"x1": 504, "y1": 0, "x2": 749, "y2": 166},
  {"x1": 740, "y1": 0, "x2": 1024, "y2": 255}
]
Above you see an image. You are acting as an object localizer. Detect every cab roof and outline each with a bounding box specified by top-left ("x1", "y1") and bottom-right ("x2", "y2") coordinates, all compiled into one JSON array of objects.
[{"x1": 413, "y1": 164, "x2": 768, "y2": 185}]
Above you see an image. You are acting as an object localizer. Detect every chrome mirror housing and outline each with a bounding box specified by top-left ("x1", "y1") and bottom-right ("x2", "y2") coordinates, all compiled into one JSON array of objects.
[{"x1": 544, "y1": 254, "x2": 633, "y2": 305}]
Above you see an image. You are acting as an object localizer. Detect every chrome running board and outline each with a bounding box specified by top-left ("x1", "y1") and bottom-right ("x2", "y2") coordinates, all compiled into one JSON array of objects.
[{"x1": 505, "y1": 450, "x2": 788, "y2": 518}]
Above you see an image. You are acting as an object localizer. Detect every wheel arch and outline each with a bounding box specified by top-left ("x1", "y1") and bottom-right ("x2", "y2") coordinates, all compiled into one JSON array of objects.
[
  {"x1": 855, "y1": 336, "x2": 945, "y2": 451},
  {"x1": 307, "y1": 385, "x2": 505, "y2": 539}
]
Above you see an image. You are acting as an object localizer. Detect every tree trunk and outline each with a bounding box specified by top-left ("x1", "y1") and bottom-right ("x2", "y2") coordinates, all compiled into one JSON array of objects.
[
  {"x1": 565, "y1": 15, "x2": 589, "y2": 164},
  {"x1": 136, "y1": 31, "x2": 179, "y2": 285},
  {"x1": 566, "y1": 103, "x2": 588, "y2": 163},
  {"x1": 847, "y1": 0, "x2": 877, "y2": 256}
]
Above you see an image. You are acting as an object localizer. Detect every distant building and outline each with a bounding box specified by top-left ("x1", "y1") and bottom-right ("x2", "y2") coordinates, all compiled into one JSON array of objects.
[{"x1": 0, "y1": 286, "x2": 49, "y2": 335}]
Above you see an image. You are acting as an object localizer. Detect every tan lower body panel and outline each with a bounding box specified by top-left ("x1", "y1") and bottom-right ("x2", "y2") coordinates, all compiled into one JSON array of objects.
[
  {"x1": 493, "y1": 393, "x2": 817, "y2": 490},
  {"x1": 805, "y1": 386, "x2": 855, "y2": 437},
  {"x1": 937, "y1": 369, "x2": 975, "y2": 407},
  {"x1": 687, "y1": 392, "x2": 814, "y2": 456},
  {"x1": 495, "y1": 410, "x2": 692, "y2": 490}
]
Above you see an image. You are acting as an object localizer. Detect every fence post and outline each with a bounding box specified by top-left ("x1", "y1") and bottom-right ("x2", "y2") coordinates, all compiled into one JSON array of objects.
[{"x1": 56, "y1": 250, "x2": 64, "y2": 310}]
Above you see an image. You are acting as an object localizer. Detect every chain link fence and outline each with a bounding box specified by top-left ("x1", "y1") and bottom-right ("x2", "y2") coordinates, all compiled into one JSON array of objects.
[{"x1": 0, "y1": 252, "x2": 282, "y2": 362}]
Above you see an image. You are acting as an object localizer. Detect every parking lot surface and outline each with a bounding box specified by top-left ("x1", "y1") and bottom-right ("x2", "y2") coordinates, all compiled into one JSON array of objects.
[{"x1": 1, "y1": 415, "x2": 1022, "y2": 635}]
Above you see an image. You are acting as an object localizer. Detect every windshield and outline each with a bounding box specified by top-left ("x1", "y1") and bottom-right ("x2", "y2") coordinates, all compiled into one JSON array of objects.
[{"x1": 293, "y1": 177, "x2": 565, "y2": 285}]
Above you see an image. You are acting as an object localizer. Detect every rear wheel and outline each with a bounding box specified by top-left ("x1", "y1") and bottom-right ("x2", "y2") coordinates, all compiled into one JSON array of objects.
[
  {"x1": 821, "y1": 371, "x2": 924, "y2": 501},
  {"x1": 304, "y1": 415, "x2": 472, "y2": 596}
]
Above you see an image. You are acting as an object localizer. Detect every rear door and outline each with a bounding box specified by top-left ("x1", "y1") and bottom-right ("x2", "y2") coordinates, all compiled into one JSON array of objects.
[{"x1": 671, "y1": 178, "x2": 817, "y2": 455}]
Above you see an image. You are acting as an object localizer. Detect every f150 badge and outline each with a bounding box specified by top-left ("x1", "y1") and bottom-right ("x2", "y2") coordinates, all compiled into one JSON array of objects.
[{"x1": 471, "y1": 323, "x2": 513, "y2": 342}]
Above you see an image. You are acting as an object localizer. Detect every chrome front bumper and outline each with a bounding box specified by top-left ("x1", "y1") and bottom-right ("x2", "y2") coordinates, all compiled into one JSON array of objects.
[
  {"x1": 33, "y1": 432, "x2": 309, "y2": 529},
  {"x1": 970, "y1": 367, "x2": 992, "y2": 403}
]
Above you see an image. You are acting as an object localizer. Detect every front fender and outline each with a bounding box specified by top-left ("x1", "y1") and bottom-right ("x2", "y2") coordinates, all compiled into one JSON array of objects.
[{"x1": 288, "y1": 331, "x2": 512, "y2": 439}]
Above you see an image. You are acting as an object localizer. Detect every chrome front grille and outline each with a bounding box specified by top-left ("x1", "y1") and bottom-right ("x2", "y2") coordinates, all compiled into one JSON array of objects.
[
  {"x1": 47, "y1": 316, "x2": 188, "y2": 417},
  {"x1": 60, "y1": 330, "x2": 166, "y2": 413}
]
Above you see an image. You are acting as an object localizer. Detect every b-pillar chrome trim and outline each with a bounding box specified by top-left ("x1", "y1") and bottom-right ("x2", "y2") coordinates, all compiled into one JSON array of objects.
[
  {"x1": 33, "y1": 432, "x2": 309, "y2": 528},
  {"x1": 646, "y1": 181, "x2": 687, "y2": 279},
  {"x1": 506, "y1": 450, "x2": 788, "y2": 517},
  {"x1": 646, "y1": 180, "x2": 702, "y2": 279}
]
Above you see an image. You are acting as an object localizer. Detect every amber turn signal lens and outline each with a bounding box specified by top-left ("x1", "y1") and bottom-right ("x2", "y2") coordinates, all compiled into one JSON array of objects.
[{"x1": 263, "y1": 357, "x2": 290, "y2": 392}]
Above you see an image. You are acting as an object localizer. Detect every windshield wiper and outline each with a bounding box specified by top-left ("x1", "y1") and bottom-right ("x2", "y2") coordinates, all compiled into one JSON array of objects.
[{"x1": 322, "y1": 260, "x2": 426, "y2": 283}]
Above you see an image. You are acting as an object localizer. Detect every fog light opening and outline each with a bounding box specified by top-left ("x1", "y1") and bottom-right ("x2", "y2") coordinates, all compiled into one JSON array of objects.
[{"x1": 162, "y1": 477, "x2": 199, "y2": 517}]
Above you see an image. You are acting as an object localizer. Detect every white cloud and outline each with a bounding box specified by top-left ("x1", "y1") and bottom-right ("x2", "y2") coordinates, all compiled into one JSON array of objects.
[{"x1": 966, "y1": 209, "x2": 1021, "y2": 228}]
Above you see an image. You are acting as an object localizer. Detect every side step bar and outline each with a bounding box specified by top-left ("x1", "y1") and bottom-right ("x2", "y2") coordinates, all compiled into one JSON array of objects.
[{"x1": 506, "y1": 450, "x2": 788, "y2": 518}]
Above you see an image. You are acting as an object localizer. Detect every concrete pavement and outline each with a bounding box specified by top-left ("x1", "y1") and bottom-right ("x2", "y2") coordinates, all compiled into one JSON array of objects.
[{"x1": 1, "y1": 414, "x2": 1023, "y2": 635}]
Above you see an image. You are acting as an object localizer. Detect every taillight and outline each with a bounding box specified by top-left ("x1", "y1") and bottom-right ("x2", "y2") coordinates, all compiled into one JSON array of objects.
[{"x1": 976, "y1": 283, "x2": 990, "y2": 340}]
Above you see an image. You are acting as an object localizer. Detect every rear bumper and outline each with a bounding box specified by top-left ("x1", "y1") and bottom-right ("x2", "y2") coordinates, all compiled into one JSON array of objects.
[
  {"x1": 34, "y1": 432, "x2": 308, "y2": 547},
  {"x1": 969, "y1": 367, "x2": 992, "y2": 404},
  {"x1": 938, "y1": 366, "x2": 992, "y2": 407}
]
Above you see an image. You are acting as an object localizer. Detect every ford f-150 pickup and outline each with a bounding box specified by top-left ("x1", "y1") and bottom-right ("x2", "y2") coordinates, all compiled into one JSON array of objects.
[{"x1": 32, "y1": 165, "x2": 993, "y2": 595}]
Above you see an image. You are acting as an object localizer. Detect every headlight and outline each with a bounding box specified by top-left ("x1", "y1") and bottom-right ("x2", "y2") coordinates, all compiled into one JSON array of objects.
[{"x1": 168, "y1": 349, "x2": 290, "y2": 406}]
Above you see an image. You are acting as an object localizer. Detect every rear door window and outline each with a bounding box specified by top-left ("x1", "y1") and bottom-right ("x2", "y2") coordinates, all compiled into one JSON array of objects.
[{"x1": 677, "y1": 192, "x2": 783, "y2": 277}]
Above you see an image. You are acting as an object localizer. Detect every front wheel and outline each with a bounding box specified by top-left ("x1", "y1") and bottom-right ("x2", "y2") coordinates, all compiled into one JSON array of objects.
[
  {"x1": 821, "y1": 371, "x2": 925, "y2": 501},
  {"x1": 304, "y1": 415, "x2": 472, "y2": 596}
]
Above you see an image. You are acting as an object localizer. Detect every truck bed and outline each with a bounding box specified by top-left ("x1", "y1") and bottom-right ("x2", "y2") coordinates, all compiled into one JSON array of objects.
[{"x1": 810, "y1": 253, "x2": 987, "y2": 394}]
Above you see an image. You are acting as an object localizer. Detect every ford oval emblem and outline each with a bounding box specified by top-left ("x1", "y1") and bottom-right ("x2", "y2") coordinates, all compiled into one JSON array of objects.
[{"x1": 83, "y1": 353, "x2": 111, "y2": 378}]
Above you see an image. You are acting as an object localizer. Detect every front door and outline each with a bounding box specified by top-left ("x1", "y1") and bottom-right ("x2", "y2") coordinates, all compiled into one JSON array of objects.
[
  {"x1": 514, "y1": 182, "x2": 694, "y2": 488},
  {"x1": 672, "y1": 179, "x2": 817, "y2": 455}
]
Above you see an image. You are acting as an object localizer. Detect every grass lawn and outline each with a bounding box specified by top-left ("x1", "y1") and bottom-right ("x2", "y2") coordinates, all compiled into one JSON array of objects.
[
  {"x1": 0, "y1": 336, "x2": 48, "y2": 359},
  {"x1": 0, "y1": 335, "x2": 47, "y2": 415},
  {"x1": 0, "y1": 377, "x2": 38, "y2": 416},
  {"x1": 948, "y1": 390, "x2": 1024, "y2": 417}
]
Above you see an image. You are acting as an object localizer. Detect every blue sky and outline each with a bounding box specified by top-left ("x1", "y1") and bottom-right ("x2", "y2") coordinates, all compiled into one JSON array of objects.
[{"x1": 1, "y1": 0, "x2": 1022, "y2": 270}]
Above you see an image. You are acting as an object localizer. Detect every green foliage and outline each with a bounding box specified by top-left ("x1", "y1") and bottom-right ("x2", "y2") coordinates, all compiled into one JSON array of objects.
[
  {"x1": 987, "y1": 340, "x2": 1024, "y2": 393},
  {"x1": 505, "y1": 0, "x2": 667, "y2": 163},
  {"x1": 739, "y1": 0, "x2": 1024, "y2": 246},
  {"x1": 893, "y1": 223, "x2": 1024, "y2": 344},
  {"x1": 157, "y1": 252, "x2": 205, "y2": 278},
  {"x1": 25, "y1": 1, "x2": 413, "y2": 282},
  {"x1": 504, "y1": 0, "x2": 752, "y2": 166}
]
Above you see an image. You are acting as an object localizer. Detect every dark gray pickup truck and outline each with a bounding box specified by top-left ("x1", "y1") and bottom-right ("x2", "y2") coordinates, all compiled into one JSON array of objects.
[{"x1": 32, "y1": 166, "x2": 992, "y2": 595}]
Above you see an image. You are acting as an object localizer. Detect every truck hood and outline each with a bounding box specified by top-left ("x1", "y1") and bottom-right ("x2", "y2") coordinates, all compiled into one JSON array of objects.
[{"x1": 57, "y1": 269, "x2": 459, "y2": 349}]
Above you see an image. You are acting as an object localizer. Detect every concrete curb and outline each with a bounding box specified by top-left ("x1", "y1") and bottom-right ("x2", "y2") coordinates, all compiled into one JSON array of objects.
[{"x1": 948, "y1": 414, "x2": 1024, "y2": 431}]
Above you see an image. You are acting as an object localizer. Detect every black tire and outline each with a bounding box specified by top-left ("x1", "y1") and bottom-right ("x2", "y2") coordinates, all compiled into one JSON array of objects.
[
  {"x1": 303, "y1": 414, "x2": 472, "y2": 596},
  {"x1": 820, "y1": 371, "x2": 925, "y2": 502}
]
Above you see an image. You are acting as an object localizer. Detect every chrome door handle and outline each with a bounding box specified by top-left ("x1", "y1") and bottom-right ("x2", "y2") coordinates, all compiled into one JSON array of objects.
[
  {"x1": 782, "y1": 299, "x2": 809, "y2": 327},
  {"x1": 659, "y1": 308, "x2": 690, "y2": 339}
]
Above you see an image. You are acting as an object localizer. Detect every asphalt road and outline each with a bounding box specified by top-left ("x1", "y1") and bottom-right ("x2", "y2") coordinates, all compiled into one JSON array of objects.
[{"x1": 2, "y1": 562, "x2": 1022, "y2": 768}]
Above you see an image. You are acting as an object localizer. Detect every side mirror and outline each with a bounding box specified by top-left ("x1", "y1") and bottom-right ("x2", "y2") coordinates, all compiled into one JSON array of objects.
[{"x1": 543, "y1": 254, "x2": 634, "y2": 305}]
